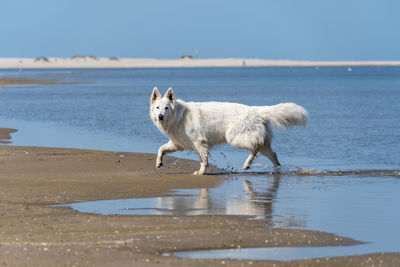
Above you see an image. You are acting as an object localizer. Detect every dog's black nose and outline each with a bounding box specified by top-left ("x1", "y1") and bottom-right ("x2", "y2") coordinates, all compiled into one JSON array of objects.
[{"x1": 158, "y1": 114, "x2": 164, "y2": 120}]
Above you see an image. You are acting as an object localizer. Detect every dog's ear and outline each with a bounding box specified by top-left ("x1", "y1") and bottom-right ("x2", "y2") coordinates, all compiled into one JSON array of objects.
[
  {"x1": 165, "y1": 87, "x2": 175, "y2": 104},
  {"x1": 150, "y1": 87, "x2": 161, "y2": 105}
]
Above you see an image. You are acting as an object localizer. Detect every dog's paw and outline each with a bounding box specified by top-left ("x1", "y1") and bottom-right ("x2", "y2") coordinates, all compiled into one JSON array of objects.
[
  {"x1": 273, "y1": 165, "x2": 282, "y2": 174},
  {"x1": 156, "y1": 162, "x2": 163, "y2": 168},
  {"x1": 243, "y1": 164, "x2": 250, "y2": 170},
  {"x1": 193, "y1": 170, "x2": 205, "y2": 175}
]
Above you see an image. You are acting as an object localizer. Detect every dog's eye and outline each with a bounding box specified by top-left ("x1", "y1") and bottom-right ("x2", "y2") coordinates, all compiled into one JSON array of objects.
[
  {"x1": 165, "y1": 107, "x2": 169, "y2": 110},
  {"x1": 156, "y1": 107, "x2": 160, "y2": 109}
]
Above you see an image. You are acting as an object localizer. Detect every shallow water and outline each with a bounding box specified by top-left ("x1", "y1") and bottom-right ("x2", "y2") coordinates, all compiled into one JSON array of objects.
[
  {"x1": 1, "y1": 67, "x2": 400, "y2": 260},
  {"x1": 1, "y1": 67, "x2": 399, "y2": 171},
  {"x1": 59, "y1": 172, "x2": 400, "y2": 260},
  {"x1": 170, "y1": 245, "x2": 380, "y2": 261}
]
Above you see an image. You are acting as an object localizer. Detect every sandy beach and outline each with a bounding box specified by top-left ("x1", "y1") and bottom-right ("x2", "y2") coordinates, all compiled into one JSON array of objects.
[
  {"x1": 1, "y1": 57, "x2": 400, "y2": 69},
  {"x1": 0, "y1": 127, "x2": 399, "y2": 267}
]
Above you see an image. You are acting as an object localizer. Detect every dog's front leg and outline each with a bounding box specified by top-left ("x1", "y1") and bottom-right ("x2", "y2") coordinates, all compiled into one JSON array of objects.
[
  {"x1": 193, "y1": 141, "x2": 209, "y2": 175},
  {"x1": 156, "y1": 141, "x2": 181, "y2": 168}
]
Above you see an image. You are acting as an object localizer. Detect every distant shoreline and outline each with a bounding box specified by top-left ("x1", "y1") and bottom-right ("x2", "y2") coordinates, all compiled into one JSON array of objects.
[{"x1": 1, "y1": 57, "x2": 400, "y2": 69}]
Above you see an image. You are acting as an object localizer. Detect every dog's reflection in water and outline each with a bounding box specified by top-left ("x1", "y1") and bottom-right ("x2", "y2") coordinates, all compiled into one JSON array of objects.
[{"x1": 156, "y1": 175, "x2": 305, "y2": 227}]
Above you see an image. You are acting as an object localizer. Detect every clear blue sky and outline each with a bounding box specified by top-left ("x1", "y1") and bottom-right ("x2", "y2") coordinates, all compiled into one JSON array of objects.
[{"x1": 1, "y1": 0, "x2": 399, "y2": 60}]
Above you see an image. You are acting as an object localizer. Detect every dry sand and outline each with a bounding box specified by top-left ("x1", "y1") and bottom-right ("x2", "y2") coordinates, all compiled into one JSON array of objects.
[
  {"x1": 1, "y1": 57, "x2": 400, "y2": 69},
  {"x1": 0, "y1": 127, "x2": 399, "y2": 266}
]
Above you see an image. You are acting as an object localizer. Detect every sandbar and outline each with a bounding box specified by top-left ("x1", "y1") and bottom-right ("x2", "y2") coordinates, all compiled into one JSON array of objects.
[
  {"x1": 0, "y1": 127, "x2": 17, "y2": 144},
  {"x1": 1, "y1": 57, "x2": 400, "y2": 69}
]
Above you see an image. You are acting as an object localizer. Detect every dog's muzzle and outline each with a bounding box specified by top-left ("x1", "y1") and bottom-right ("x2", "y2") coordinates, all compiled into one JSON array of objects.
[{"x1": 158, "y1": 114, "x2": 164, "y2": 121}]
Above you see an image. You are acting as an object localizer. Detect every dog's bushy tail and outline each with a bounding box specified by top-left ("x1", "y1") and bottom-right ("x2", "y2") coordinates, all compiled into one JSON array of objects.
[{"x1": 258, "y1": 103, "x2": 308, "y2": 130}]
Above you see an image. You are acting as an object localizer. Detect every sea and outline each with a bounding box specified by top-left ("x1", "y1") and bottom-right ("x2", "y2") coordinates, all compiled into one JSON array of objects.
[
  {"x1": 1, "y1": 66, "x2": 399, "y2": 171},
  {"x1": 1, "y1": 66, "x2": 400, "y2": 260}
]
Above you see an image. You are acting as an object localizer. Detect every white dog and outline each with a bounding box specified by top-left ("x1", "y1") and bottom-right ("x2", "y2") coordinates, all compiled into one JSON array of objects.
[{"x1": 150, "y1": 87, "x2": 307, "y2": 175}]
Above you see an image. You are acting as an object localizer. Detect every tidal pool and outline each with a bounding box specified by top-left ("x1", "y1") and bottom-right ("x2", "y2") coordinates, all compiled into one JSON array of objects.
[{"x1": 58, "y1": 170, "x2": 400, "y2": 260}]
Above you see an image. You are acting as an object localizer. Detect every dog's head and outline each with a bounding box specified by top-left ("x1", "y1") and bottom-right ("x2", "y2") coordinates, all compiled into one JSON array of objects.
[{"x1": 150, "y1": 87, "x2": 176, "y2": 124}]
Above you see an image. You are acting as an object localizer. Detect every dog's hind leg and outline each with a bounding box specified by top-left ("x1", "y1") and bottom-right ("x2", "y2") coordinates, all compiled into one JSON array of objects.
[
  {"x1": 243, "y1": 147, "x2": 259, "y2": 170},
  {"x1": 260, "y1": 143, "x2": 281, "y2": 167},
  {"x1": 156, "y1": 141, "x2": 181, "y2": 168},
  {"x1": 193, "y1": 141, "x2": 209, "y2": 175}
]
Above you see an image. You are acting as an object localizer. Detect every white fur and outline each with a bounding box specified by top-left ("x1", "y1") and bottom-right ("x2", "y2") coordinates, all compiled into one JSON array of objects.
[{"x1": 150, "y1": 87, "x2": 308, "y2": 175}]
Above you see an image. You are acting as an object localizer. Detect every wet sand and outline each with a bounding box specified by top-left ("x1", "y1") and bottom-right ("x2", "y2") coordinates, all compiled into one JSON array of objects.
[
  {"x1": 0, "y1": 128, "x2": 399, "y2": 266},
  {"x1": 0, "y1": 78, "x2": 62, "y2": 85},
  {"x1": 0, "y1": 78, "x2": 83, "y2": 89}
]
